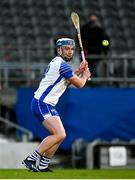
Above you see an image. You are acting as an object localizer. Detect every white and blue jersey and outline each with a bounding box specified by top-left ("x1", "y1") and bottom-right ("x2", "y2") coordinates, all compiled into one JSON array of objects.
[
  {"x1": 34, "y1": 56, "x2": 74, "y2": 106},
  {"x1": 31, "y1": 56, "x2": 74, "y2": 121}
]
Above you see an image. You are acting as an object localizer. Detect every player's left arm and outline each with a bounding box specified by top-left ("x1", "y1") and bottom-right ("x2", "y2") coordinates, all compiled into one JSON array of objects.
[
  {"x1": 60, "y1": 61, "x2": 89, "y2": 86},
  {"x1": 74, "y1": 61, "x2": 88, "y2": 76}
]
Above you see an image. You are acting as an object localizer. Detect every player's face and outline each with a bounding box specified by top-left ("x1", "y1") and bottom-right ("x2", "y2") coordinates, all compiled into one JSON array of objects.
[{"x1": 61, "y1": 45, "x2": 75, "y2": 60}]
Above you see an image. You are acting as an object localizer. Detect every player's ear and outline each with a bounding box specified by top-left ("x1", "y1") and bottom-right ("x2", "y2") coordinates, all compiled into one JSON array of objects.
[{"x1": 57, "y1": 47, "x2": 62, "y2": 55}]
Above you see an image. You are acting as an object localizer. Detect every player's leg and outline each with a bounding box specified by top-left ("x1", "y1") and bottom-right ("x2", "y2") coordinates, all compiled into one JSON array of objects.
[
  {"x1": 22, "y1": 98, "x2": 65, "y2": 171},
  {"x1": 22, "y1": 116, "x2": 66, "y2": 171},
  {"x1": 37, "y1": 116, "x2": 66, "y2": 154},
  {"x1": 44, "y1": 142, "x2": 61, "y2": 158},
  {"x1": 38, "y1": 143, "x2": 61, "y2": 172},
  {"x1": 37, "y1": 116, "x2": 66, "y2": 171}
]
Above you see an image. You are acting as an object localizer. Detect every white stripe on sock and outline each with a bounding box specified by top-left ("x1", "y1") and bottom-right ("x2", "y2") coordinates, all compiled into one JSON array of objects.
[
  {"x1": 28, "y1": 150, "x2": 41, "y2": 161},
  {"x1": 39, "y1": 156, "x2": 51, "y2": 170}
]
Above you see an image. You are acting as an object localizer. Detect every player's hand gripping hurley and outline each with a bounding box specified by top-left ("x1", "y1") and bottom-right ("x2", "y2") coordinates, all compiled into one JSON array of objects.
[{"x1": 71, "y1": 12, "x2": 91, "y2": 80}]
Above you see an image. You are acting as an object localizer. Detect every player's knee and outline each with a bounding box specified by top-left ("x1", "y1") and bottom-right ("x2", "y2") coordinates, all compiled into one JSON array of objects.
[
  {"x1": 61, "y1": 131, "x2": 66, "y2": 141},
  {"x1": 57, "y1": 131, "x2": 66, "y2": 142}
]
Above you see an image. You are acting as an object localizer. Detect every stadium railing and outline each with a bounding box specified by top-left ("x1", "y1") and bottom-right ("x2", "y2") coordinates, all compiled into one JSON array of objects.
[
  {"x1": 0, "y1": 54, "x2": 135, "y2": 88},
  {"x1": 72, "y1": 138, "x2": 135, "y2": 169},
  {"x1": 86, "y1": 138, "x2": 135, "y2": 169},
  {"x1": 0, "y1": 116, "x2": 33, "y2": 141}
]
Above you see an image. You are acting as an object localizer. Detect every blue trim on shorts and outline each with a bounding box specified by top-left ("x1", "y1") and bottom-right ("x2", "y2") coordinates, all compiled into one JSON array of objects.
[{"x1": 31, "y1": 98, "x2": 59, "y2": 122}]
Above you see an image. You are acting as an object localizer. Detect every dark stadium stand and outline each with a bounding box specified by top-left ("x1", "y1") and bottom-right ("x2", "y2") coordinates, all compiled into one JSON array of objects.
[
  {"x1": 0, "y1": 0, "x2": 135, "y2": 63},
  {"x1": 0, "y1": 1, "x2": 135, "y2": 168}
]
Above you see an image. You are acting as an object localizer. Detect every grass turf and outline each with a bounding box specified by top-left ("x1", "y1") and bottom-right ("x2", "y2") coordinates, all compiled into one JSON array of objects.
[{"x1": 0, "y1": 169, "x2": 135, "y2": 179}]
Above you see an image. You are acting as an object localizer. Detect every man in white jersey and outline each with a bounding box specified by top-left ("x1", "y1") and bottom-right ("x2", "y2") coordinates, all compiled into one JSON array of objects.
[{"x1": 22, "y1": 38, "x2": 90, "y2": 172}]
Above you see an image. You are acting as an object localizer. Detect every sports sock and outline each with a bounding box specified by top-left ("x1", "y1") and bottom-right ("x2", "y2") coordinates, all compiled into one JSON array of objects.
[
  {"x1": 38, "y1": 156, "x2": 51, "y2": 170},
  {"x1": 27, "y1": 150, "x2": 41, "y2": 162}
]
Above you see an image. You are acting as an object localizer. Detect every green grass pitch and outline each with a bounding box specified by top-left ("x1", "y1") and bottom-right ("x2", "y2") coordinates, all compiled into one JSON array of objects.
[{"x1": 0, "y1": 169, "x2": 135, "y2": 179}]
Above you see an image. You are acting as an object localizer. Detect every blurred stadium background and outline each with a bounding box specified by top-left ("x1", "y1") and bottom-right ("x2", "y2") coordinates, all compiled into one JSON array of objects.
[{"x1": 0, "y1": 0, "x2": 135, "y2": 170}]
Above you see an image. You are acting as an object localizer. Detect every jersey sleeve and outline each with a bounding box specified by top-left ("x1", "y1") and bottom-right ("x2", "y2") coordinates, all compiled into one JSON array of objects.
[{"x1": 59, "y1": 62, "x2": 74, "y2": 79}]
